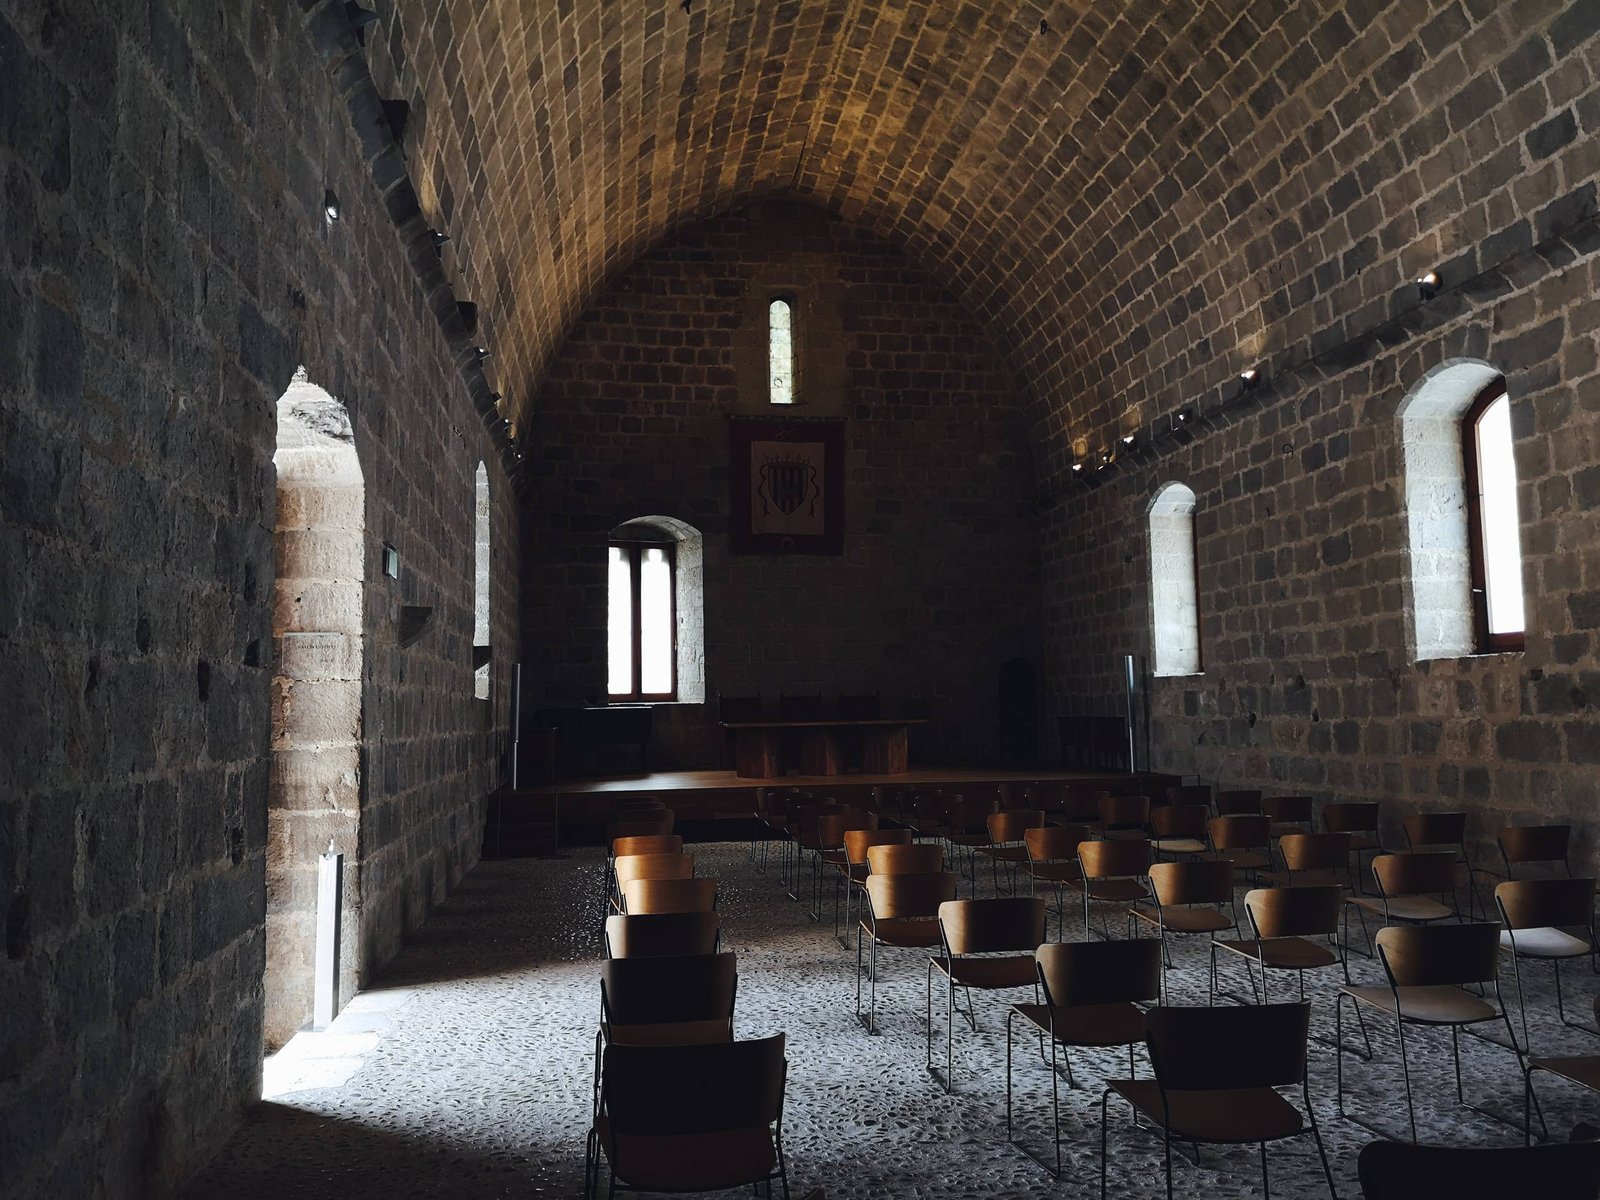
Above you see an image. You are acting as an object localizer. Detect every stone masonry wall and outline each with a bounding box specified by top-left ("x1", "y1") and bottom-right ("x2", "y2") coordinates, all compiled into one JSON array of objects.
[
  {"x1": 0, "y1": 1, "x2": 518, "y2": 1195},
  {"x1": 524, "y1": 201, "x2": 1039, "y2": 768}
]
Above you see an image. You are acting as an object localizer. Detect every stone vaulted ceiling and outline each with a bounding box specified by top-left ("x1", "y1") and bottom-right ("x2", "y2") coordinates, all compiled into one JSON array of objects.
[{"x1": 370, "y1": 0, "x2": 1565, "y2": 479}]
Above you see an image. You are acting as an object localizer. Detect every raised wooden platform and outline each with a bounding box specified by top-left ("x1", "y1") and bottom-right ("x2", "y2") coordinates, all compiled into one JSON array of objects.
[{"x1": 552, "y1": 766, "x2": 1180, "y2": 828}]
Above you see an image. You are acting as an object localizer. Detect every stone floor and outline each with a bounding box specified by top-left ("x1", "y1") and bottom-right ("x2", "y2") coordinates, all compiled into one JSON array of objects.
[{"x1": 184, "y1": 842, "x2": 1600, "y2": 1198}]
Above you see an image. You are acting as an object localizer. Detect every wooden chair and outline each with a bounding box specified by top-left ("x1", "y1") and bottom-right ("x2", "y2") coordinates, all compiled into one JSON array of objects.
[
  {"x1": 611, "y1": 852, "x2": 694, "y2": 913},
  {"x1": 1069, "y1": 839, "x2": 1152, "y2": 940},
  {"x1": 1526, "y1": 997, "x2": 1600, "y2": 1148},
  {"x1": 599, "y1": 952, "x2": 738, "y2": 1047},
  {"x1": 1336, "y1": 923, "x2": 1537, "y2": 1142},
  {"x1": 856, "y1": 870, "x2": 959, "y2": 1033},
  {"x1": 603, "y1": 835, "x2": 686, "y2": 918},
  {"x1": 1356, "y1": 1137, "x2": 1600, "y2": 1199},
  {"x1": 1102, "y1": 1001, "x2": 1336, "y2": 1200},
  {"x1": 1345, "y1": 851, "x2": 1460, "y2": 954},
  {"x1": 604, "y1": 912, "x2": 721, "y2": 959},
  {"x1": 623, "y1": 877, "x2": 718, "y2": 915},
  {"x1": 1148, "y1": 803, "x2": 1209, "y2": 860},
  {"x1": 1403, "y1": 811, "x2": 1481, "y2": 918},
  {"x1": 865, "y1": 841, "x2": 944, "y2": 876},
  {"x1": 1129, "y1": 859, "x2": 1237, "y2": 993},
  {"x1": 586, "y1": 1034, "x2": 789, "y2": 1199},
  {"x1": 1213, "y1": 788, "x2": 1264, "y2": 816},
  {"x1": 944, "y1": 796, "x2": 997, "y2": 888},
  {"x1": 1496, "y1": 877, "x2": 1599, "y2": 1045},
  {"x1": 1262, "y1": 795, "x2": 1314, "y2": 842},
  {"x1": 1323, "y1": 801, "x2": 1384, "y2": 890},
  {"x1": 1023, "y1": 824, "x2": 1088, "y2": 940},
  {"x1": 1098, "y1": 794, "x2": 1150, "y2": 841},
  {"x1": 834, "y1": 828, "x2": 913, "y2": 946},
  {"x1": 812, "y1": 809, "x2": 877, "y2": 923},
  {"x1": 927, "y1": 896, "x2": 1046, "y2": 1091},
  {"x1": 1165, "y1": 783, "x2": 1212, "y2": 809},
  {"x1": 1258, "y1": 832, "x2": 1353, "y2": 888},
  {"x1": 1007, "y1": 938, "x2": 1162, "y2": 1178},
  {"x1": 1495, "y1": 824, "x2": 1575, "y2": 879},
  {"x1": 1059, "y1": 787, "x2": 1109, "y2": 828},
  {"x1": 1207, "y1": 813, "x2": 1272, "y2": 878},
  {"x1": 979, "y1": 810, "x2": 1046, "y2": 895}
]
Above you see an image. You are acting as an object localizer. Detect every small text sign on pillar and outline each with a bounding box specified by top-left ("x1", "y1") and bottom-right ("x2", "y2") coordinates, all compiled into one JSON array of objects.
[{"x1": 313, "y1": 849, "x2": 344, "y2": 1030}]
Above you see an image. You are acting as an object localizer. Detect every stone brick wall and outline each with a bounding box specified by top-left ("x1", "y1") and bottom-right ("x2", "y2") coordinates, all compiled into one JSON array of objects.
[
  {"x1": 0, "y1": 1, "x2": 518, "y2": 1194},
  {"x1": 523, "y1": 201, "x2": 1039, "y2": 767}
]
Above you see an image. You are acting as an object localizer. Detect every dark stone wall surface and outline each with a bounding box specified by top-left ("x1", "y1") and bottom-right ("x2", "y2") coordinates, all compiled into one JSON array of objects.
[
  {"x1": 523, "y1": 201, "x2": 1040, "y2": 767},
  {"x1": 0, "y1": 1, "x2": 517, "y2": 1194}
]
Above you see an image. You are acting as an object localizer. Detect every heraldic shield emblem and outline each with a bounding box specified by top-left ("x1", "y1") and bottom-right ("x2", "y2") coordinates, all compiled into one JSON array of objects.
[{"x1": 730, "y1": 418, "x2": 844, "y2": 555}]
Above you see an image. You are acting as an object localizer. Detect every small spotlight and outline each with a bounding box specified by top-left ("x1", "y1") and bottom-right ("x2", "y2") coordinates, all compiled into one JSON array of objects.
[
  {"x1": 474, "y1": 346, "x2": 490, "y2": 360},
  {"x1": 1071, "y1": 461, "x2": 1084, "y2": 473},
  {"x1": 431, "y1": 229, "x2": 450, "y2": 249},
  {"x1": 323, "y1": 188, "x2": 341, "y2": 223},
  {"x1": 1417, "y1": 270, "x2": 1440, "y2": 299},
  {"x1": 1098, "y1": 448, "x2": 1115, "y2": 470},
  {"x1": 1121, "y1": 433, "x2": 1136, "y2": 448},
  {"x1": 1239, "y1": 367, "x2": 1259, "y2": 389},
  {"x1": 1174, "y1": 406, "x2": 1193, "y2": 424}
]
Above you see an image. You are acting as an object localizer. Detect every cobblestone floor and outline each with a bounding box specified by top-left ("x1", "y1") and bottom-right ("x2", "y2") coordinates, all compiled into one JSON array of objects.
[{"x1": 184, "y1": 842, "x2": 1600, "y2": 1198}]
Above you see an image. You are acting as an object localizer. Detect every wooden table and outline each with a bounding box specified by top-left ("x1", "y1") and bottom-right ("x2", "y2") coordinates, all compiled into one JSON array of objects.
[{"x1": 720, "y1": 719, "x2": 928, "y2": 778}]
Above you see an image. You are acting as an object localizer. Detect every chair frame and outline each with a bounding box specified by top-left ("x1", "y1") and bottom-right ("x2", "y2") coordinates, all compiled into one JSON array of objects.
[
  {"x1": 854, "y1": 870, "x2": 959, "y2": 1034},
  {"x1": 1495, "y1": 877, "x2": 1600, "y2": 1047}
]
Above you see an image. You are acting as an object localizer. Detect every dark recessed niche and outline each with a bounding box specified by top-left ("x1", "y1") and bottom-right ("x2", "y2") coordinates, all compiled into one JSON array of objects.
[
  {"x1": 6, "y1": 891, "x2": 31, "y2": 960},
  {"x1": 197, "y1": 659, "x2": 212, "y2": 701},
  {"x1": 136, "y1": 614, "x2": 152, "y2": 653}
]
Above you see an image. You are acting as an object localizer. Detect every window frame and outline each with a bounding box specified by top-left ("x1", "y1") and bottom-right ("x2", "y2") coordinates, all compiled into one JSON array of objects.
[
  {"x1": 1461, "y1": 381, "x2": 1525, "y2": 654},
  {"x1": 607, "y1": 538, "x2": 678, "y2": 702},
  {"x1": 768, "y1": 293, "x2": 797, "y2": 406}
]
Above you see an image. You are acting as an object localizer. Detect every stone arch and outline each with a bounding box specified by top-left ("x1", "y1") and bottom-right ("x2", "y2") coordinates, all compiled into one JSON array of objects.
[
  {"x1": 610, "y1": 515, "x2": 705, "y2": 704},
  {"x1": 267, "y1": 369, "x2": 364, "y2": 1050},
  {"x1": 1148, "y1": 482, "x2": 1201, "y2": 678},
  {"x1": 473, "y1": 462, "x2": 490, "y2": 700},
  {"x1": 1397, "y1": 358, "x2": 1503, "y2": 661}
]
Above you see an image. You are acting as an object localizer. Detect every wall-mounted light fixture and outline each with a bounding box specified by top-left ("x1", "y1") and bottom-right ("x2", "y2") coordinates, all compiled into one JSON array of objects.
[
  {"x1": 474, "y1": 346, "x2": 490, "y2": 361},
  {"x1": 323, "y1": 188, "x2": 341, "y2": 223},
  {"x1": 1097, "y1": 447, "x2": 1116, "y2": 470},
  {"x1": 431, "y1": 229, "x2": 450, "y2": 249},
  {"x1": 1121, "y1": 433, "x2": 1137, "y2": 450},
  {"x1": 1174, "y1": 406, "x2": 1194, "y2": 425},
  {"x1": 1239, "y1": 367, "x2": 1260, "y2": 389},
  {"x1": 1416, "y1": 270, "x2": 1441, "y2": 300}
]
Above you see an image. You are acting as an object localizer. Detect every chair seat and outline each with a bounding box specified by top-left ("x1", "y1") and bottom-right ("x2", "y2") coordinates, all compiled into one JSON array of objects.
[
  {"x1": 935, "y1": 954, "x2": 1037, "y2": 990},
  {"x1": 1130, "y1": 905, "x2": 1234, "y2": 935},
  {"x1": 1214, "y1": 936, "x2": 1336, "y2": 971},
  {"x1": 1103, "y1": 829, "x2": 1150, "y2": 842},
  {"x1": 1346, "y1": 833, "x2": 1380, "y2": 852},
  {"x1": 1214, "y1": 850, "x2": 1270, "y2": 871},
  {"x1": 1532, "y1": 1055, "x2": 1600, "y2": 1091},
  {"x1": 1067, "y1": 878, "x2": 1150, "y2": 903},
  {"x1": 947, "y1": 832, "x2": 989, "y2": 848},
  {"x1": 1258, "y1": 869, "x2": 1344, "y2": 889},
  {"x1": 979, "y1": 844, "x2": 1030, "y2": 863},
  {"x1": 861, "y1": 916, "x2": 943, "y2": 947},
  {"x1": 1348, "y1": 894, "x2": 1454, "y2": 923},
  {"x1": 1151, "y1": 837, "x2": 1208, "y2": 856},
  {"x1": 1106, "y1": 1081, "x2": 1304, "y2": 1144},
  {"x1": 1012, "y1": 1001, "x2": 1146, "y2": 1047},
  {"x1": 603, "y1": 1019, "x2": 733, "y2": 1047},
  {"x1": 1025, "y1": 862, "x2": 1083, "y2": 884},
  {"x1": 820, "y1": 848, "x2": 847, "y2": 865},
  {"x1": 1502, "y1": 926, "x2": 1591, "y2": 959},
  {"x1": 1268, "y1": 822, "x2": 1308, "y2": 839},
  {"x1": 594, "y1": 1118, "x2": 776, "y2": 1192},
  {"x1": 1339, "y1": 984, "x2": 1499, "y2": 1025}
]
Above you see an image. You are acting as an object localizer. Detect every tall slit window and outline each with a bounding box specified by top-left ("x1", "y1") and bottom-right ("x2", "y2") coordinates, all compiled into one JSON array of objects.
[
  {"x1": 608, "y1": 541, "x2": 677, "y2": 701},
  {"x1": 768, "y1": 297, "x2": 795, "y2": 405},
  {"x1": 1463, "y1": 384, "x2": 1525, "y2": 651},
  {"x1": 1148, "y1": 482, "x2": 1202, "y2": 677}
]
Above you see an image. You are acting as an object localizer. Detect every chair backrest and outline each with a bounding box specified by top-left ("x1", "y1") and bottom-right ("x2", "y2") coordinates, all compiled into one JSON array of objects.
[
  {"x1": 866, "y1": 842, "x2": 944, "y2": 875},
  {"x1": 844, "y1": 828, "x2": 911, "y2": 866},
  {"x1": 1150, "y1": 803, "x2": 1208, "y2": 840},
  {"x1": 938, "y1": 897, "x2": 1046, "y2": 955},
  {"x1": 946, "y1": 795, "x2": 993, "y2": 834},
  {"x1": 601, "y1": 1033, "x2": 786, "y2": 1137},
  {"x1": 1244, "y1": 884, "x2": 1343, "y2": 940},
  {"x1": 987, "y1": 810, "x2": 1045, "y2": 843},
  {"x1": 817, "y1": 810, "x2": 878, "y2": 849},
  {"x1": 1323, "y1": 801, "x2": 1379, "y2": 834},
  {"x1": 913, "y1": 792, "x2": 951, "y2": 824},
  {"x1": 1024, "y1": 824, "x2": 1088, "y2": 863},
  {"x1": 1495, "y1": 877, "x2": 1598, "y2": 932},
  {"x1": 1375, "y1": 923, "x2": 1499, "y2": 988},
  {"x1": 1402, "y1": 811, "x2": 1466, "y2": 850},
  {"x1": 1166, "y1": 784, "x2": 1213, "y2": 808},
  {"x1": 1149, "y1": 859, "x2": 1233, "y2": 907},
  {"x1": 606, "y1": 816, "x2": 676, "y2": 841},
  {"x1": 1035, "y1": 938, "x2": 1161, "y2": 1007},
  {"x1": 613, "y1": 852, "x2": 695, "y2": 890},
  {"x1": 623, "y1": 877, "x2": 719, "y2": 914},
  {"x1": 1278, "y1": 831, "x2": 1352, "y2": 873},
  {"x1": 1144, "y1": 1002, "x2": 1309, "y2": 1091},
  {"x1": 1262, "y1": 795, "x2": 1313, "y2": 824},
  {"x1": 1024, "y1": 781, "x2": 1068, "y2": 812},
  {"x1": 612, "y1": 834, "x2": 684, "y2": 859},
  {"x1": 1077, "y1": 837, "x2": 1150, "y2": 880},
  {"x1": 1370, "y1": 851, "x2": 1456, "y2": 898},
  {"x1": 1499, "y1": 824, "x2": 1572, "y2": 869},
  {"x1": 601, "y1": 952, "x2": 738, "y2": 1027},
  {"x1": 1208, "y1": 813, "x2": 1270, "y2": 850},
  {"x1": 605, "y1": 912, "x2": 721, "y2": 958},
  {"x1": 864, "y1": 870, "x2": 959, "y2": 920},
  {"x1": 1356, "y1": 1138, "x2": 1600, "y2": 1200},
  {"x1": 1214, "y1": 789, "x2": 1263, "y2": 816},
  {"x1": 1099, "y1": 794, "x2": 1150, "y2": 830}
]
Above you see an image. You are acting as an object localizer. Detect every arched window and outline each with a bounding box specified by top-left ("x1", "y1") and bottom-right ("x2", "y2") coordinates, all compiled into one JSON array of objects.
[
  {"x1": 1399, "y1": 360, "x2": 1526, "y2": 659},
  {"x1": 768, "y1": 297, "x2": 795, "y2": 405},
  {"x1": 1463, "y1": 384, "x2": 1525, "y2": 650},
  {"x1": 1148, "y1": 482, "x2": 1201, "y2": 677},
  {"x1": 473, "y1": 462, "x2": 491, "y2": 699},
  {"x1": 608, "y1": 516, "x2": 705, "y2": 703}
]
